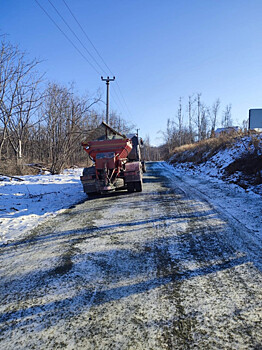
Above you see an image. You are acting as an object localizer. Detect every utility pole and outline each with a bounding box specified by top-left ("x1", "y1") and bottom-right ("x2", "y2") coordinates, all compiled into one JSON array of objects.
[{"x1": 101, "y1": 76, "x2": 115, "y2": 125}]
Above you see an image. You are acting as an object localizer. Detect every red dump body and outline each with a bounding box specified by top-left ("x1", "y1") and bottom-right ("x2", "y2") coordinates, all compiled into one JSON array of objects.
[{"x1": 82, "y1": 139, "x2": 132, "y2": 167}]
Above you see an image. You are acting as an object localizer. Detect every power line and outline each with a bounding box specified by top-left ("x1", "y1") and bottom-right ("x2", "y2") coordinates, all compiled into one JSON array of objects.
[
  {"x1": 115, "y1": 81, "x2": 132, "y2": 117},
  {"x1": 111, "y1": 85, "x2": 127, "y2": 114},
  {"x1": 47, "y1": 0, "x2": 107, "y2": 76},
  {"x1": 62, "y1": 0, "x2": 132, "y2": 118},
  {"x1": 35, "y1": 0, "x2": 132, "y2": 119},
  {"x1": 110, "y1": 89, "x2": 122, "y2": 111},
  {"x1": 62, "y1": 0, "x2": 114, "y2": 77},
  {"x1": 34, "y1": 0, "x2": 101, "y2": 75}
]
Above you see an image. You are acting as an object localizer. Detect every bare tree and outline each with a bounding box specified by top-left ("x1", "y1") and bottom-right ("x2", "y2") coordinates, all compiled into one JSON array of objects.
[
  {"x1": 178, "y1": 97, "x2": 183, "y2": 146},
  {"x1": 197, "y1": 93, "x2": 201, "y2": 141},
  {"x1": 141, "y1": 135, "x2": 162, "y2": 161},
  {"x1": 200, "y1": 104, "x2": 209, "y2": 140},
  {"x1": 0, "y1": 41, "x2": 20, "y2": 159},
  {"x1": 0, "y1": 40, "x2": 43, "y2": 162},
  {"x1": 108, "y1": 110, "x2": 135, "y2": 135},
  {"x1": 0, "y1": 40, "x2": 140, "y2": 173},
  {"x1": 165, "y1": 118, "x2": 176, "y2": 155},
  {"x1": 42, "y1": 83, "x2": 102, "y2": 174},
  {"x1": 210, "y1": 98, "x2": 220, "y2": 135},
  {"x1": 242, "y1": 118, "x2": 248, "y2": 132},
  {"x1": 141, "y1": 134, "x2": 151, "y2": 160},
  {"x1": 7, "y1": 67, "x2": 42, "y2": 162},
  {"x1": 188, "y1": 95, "x2": 195, "y2": 143},
  {"x1": 222, "y1": 104, "x2": 233, "y2": 127},
  {"x1": 194, "y1": 93, "x2": 209, "y2": 141}
]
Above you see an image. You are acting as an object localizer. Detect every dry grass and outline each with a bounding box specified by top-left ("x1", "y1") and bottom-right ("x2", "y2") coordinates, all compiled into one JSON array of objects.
[
  {"x1": 0, "y1": 159, "x2": 40, "y2": 176},
  {"x1": 169, "y1": 131, "x2": 262, "y2": 190},
  {"x1": 170, "y1": 133, "x2": 241, "y2": 164},
  {"x1": 0, "y1": 157, "x2": 91, "y2": 177}
]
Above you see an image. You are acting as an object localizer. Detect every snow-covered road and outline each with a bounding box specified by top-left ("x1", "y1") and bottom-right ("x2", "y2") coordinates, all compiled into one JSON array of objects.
[{"x1": 0, "y1": 162, "x2": 261, "y2": 349}]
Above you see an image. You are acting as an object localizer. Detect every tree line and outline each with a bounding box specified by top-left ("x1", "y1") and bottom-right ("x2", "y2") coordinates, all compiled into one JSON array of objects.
[
  {"x1": 0, "y1": 40, "x2": 132, "y2": 174},
  {"x1": 161, "y1": 94, "x2": 243, "y2": 159},
  {"x1": 1, "y1": 39, "x2": 247, "y2": 171}
]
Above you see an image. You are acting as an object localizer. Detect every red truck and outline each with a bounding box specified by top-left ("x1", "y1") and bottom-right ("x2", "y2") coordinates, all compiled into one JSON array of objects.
[{"x1": 80, "y1": 123, "x2": 144, "y2": 195}]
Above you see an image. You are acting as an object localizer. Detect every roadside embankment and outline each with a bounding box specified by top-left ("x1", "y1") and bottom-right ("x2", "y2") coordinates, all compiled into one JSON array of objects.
[{"x1": 169, "y1": 133, "x2": 262, "y2": 195}]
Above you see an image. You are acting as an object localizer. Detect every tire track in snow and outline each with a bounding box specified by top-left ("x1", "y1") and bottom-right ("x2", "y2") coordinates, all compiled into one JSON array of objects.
[{"x1": 0, "y1": 162, "x2": 261, "y2": 349}]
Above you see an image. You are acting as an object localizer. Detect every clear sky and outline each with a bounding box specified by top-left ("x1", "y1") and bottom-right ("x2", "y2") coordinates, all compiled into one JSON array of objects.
[{"x1": 1, "y1": 0, "x2": 262, "y2": 145}]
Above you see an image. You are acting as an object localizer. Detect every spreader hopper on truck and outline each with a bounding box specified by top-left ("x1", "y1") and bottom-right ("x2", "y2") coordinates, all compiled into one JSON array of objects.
[{"x1": 80, "y1": 122, "x2": 144, "y2": 195}]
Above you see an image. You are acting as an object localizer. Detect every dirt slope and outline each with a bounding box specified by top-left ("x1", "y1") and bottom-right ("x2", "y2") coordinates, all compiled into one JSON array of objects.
[{"x1": 169, "y1": 133, "x2": 262, "y2": 195}]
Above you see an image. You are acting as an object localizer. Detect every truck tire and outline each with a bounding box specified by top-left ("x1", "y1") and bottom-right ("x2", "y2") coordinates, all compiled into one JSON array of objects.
[
  {"x1": 87, "y1": 193, "x2": 98, "y2": 199},
  {"x1": 127, "y1": 183, "x2": 135, "y2": 193},
  {"x1": 83, "y1": 166, "x2": 96, "y2": 177},
  {"x1": 135, "y1": 180, "x2": 142, "y2": 192}
]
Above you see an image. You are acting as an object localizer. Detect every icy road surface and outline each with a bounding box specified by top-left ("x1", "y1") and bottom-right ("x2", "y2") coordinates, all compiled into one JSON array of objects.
[{"x1": 0, "y1": 162, "x2": 261, "y2": 349}]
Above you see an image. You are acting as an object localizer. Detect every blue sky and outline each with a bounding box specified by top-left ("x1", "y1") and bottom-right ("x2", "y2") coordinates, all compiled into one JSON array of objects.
[{"x1": 1, "y1": 0, "x2": 262, "y2": 145}]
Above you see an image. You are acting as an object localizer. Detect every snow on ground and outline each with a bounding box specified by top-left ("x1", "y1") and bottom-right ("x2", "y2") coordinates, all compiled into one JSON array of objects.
[
  {"x1": 169, "y1": 133, "x2": 262, "y2": 196},
  {"x1": 1, "y1": 151, "x2": 261, "y2": 249},
  {"x1": 157, "y1": 162, "x2": 262, "y2": 241},
  {"x1": 0, "y1": 168, "x2": 86, "y2": 246}
]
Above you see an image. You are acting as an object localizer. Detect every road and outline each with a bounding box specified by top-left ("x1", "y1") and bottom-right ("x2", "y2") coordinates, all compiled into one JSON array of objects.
[{"x1": 0, "y1": 162, "x2": 261, "y2": 350}]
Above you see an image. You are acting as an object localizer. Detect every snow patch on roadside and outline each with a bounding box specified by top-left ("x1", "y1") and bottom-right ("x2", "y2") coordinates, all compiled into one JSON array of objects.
[
  {"x1": 0, "y1": 168, "x2": 86, "y2": 245},
  {"x1": 169, "y1": 134, "x2": 262, "y2": 195},
  {"x1": 154, "y1": 162, "x2": 262, "y2": 240}
]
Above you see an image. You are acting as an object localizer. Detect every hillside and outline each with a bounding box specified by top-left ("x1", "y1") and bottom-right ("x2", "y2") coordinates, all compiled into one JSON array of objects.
[{"x1": 169, "y1": 133, "x2": 262, "y2": 196}]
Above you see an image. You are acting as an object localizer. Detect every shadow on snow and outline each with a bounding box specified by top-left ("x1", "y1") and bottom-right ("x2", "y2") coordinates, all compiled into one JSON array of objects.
[{"x1": 0, "y1": 162, "x2": 261, "y2": 331}]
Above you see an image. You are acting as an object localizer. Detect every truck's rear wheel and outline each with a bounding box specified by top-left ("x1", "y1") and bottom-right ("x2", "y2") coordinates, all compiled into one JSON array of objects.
[
  {"x1": 135, "y1": 181, "x2": 142, "y2": 192},
  {"x1": 127, "y1": 183, "x2": 135, "y2": 193},
  {"x1": 88, "y1": 192, "x2": 98, "y2": 199}
]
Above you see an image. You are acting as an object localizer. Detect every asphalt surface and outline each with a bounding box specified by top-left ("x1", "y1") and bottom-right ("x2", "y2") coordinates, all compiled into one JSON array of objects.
[{"x1": 0, "y1": 162, "x2": 261, "y2": 349}]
